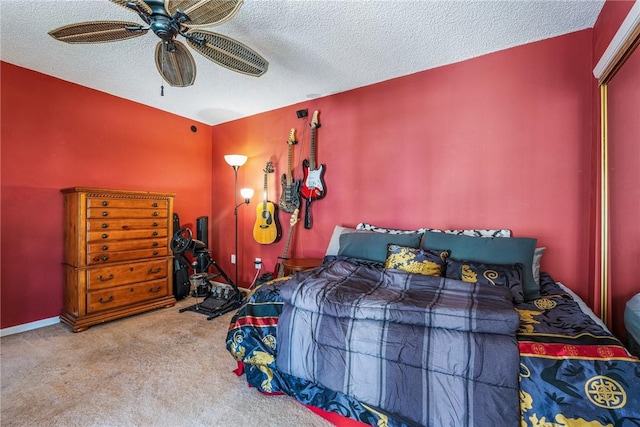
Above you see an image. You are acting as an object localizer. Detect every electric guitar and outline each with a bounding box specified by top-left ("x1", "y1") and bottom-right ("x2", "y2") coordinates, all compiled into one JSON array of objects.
[
  {"x1": 275, "y1": 208, "x2": 299, "y2": 278},
  {"x1": 253, "y1": 161, "x2": 281, "y2": 244},
  {"x1": 279, "y1": 128, "x2": 302, "y2": 214},
  {"x1": 300, "y1": 110, "x2": 325, "y2": 229}
]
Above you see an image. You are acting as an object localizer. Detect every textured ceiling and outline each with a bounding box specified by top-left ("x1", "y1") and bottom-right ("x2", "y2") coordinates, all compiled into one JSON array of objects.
[{"x1": 1, "y1": 0, "x2": 604, "y2": 126}]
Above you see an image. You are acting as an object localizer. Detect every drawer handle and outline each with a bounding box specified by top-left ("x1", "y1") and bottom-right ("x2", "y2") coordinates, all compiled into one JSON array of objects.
[
  {"x1": 101, "y1": 255, "x2": 109, "y2": 262},
  {"x1": 149, "y1": 286, "x2": 162, "y2": 293},
  {"x1": 152, "y1": 250, "x2": 159, "y2": 256},
  {"x1": 98, "y1": 274, "x2": 114, "y2": 282},
  {"x1": 101, "y1": 245, "x2": 109, "y2": 250},
  {"x1": 152, "y1": 231, "x2": 158, "y2": 237},
  {"x1": 98, "y1": 296, "x2": 114, "y2": 304},
  {"x1": 122, "y1": 225, "x2": 130, "y2": 230},
  {"x1": 101, "y1": 223, "x2": 108, "y2": 229},
  {"x1": 148, "y1": 267, "x2": 162, "y2": 274},
  {"x1": 152, "y1": 222, "x2": 158, "y2": 227},
  {"x1": 102, "y1": 201, "x2": 109, "y2": 207},
  {"x1": 101, "y1": 233, "x2": 108, "y2": 239},
  {"x1": 152, "y1": 242, "x2": 158, "y2": 247},
  {"x1": 152, "y1": 202, "x2": 158, "y2": 208},
  {"x1": 152, "y1": 212, "x2": 159, "y2": 217}
]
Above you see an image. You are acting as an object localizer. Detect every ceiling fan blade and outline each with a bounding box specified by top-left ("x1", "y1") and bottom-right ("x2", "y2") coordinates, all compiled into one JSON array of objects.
[
  {"x1": 186, "y1": 30, "x2": 268, "y2": 77},
  {"x1": 167, "y1": 0, "x2": 243, "y2": 27},
  {"x1": 49, "y1": 21, "x2": 148, "y2": 44},
  {"x1": 109, "y1": 0, "x2": 153, "y2": 15},
  {"x1": 155, "y1": 40, "x2": 196, "y2": 87}
]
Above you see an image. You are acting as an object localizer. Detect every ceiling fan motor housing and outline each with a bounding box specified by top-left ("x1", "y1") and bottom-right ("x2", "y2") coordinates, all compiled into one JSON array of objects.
[
  {"x1": 144, "y1": 0, "x2": 181, "y2": 41},
  {"x1": 150, "y1": 15, "x2": 180, "y2": 41}
]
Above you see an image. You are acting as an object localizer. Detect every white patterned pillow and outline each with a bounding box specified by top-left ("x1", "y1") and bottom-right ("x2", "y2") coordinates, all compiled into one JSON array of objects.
[
  {"x1": 426, "y1": 228, "x2": 512, "y2": 238},
  {"x1": 356, "y1": 223, "x2": 425, "y2": 234},
  {"x1": 357, "y1": 223, "x2": 510, "y2": 238}
]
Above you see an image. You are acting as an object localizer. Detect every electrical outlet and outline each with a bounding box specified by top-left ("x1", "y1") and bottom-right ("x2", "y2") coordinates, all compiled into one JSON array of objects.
[
  {"x1": 231, "y1": 254, "x2": 236, "y2": 264},
  {"x1": 254, "y1": 258, "x2": 262, "y2": 270}
]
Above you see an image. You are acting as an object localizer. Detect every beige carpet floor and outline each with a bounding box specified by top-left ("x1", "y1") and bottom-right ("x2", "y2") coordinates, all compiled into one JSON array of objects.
[{"x1": 0, "y1": 297, "x2": 333, "y2": 427}]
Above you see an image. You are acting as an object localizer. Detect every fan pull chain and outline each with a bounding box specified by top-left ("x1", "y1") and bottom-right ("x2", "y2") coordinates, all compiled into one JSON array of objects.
[{"x1": 160, "y1": 58, "x2": 164, "y2": 96}]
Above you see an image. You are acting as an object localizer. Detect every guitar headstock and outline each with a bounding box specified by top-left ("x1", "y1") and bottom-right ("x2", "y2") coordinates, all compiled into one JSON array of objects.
[
  {"x1": 287, "y1": 128, "x2": 298, "y2": 145},
  {"x1": 290, "y1": 208, "x2": 299, "y2": 226},
  {"x1": 264, "y1": 161, "x2": 275, "y2": 174},
  {"x1": 310, "y1": 110, "x2": 320, "y2": 129}
]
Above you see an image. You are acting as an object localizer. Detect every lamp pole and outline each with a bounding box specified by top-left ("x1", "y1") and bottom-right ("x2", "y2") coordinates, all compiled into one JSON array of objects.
[
  {"x1": 232, "y1": 165, "x2": 240, "y2": 287},
  {"x1": 225, "y1": 154, "x2": 250, "y2": 288}
]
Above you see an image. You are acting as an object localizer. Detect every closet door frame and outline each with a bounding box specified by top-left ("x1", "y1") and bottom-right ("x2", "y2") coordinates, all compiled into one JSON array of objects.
[{"x1": 593, "y1": 2, "x2": 640, "y2": 327}]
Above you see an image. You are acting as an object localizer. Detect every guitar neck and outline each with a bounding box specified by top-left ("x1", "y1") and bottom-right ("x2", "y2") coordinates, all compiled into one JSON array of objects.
[
  {"x1": 287, "y1": 144, "x2": 294, "y2": 185},
  {"x1": 262, "y1": 172, "x2": 268, "y2": 208},
  {"x1": 308, "y1": 111, "x2": 320, "y2": 171},
  {"x1": 309, "y1": 129, "x2": 317, "y2": 170},
  {"x1": 280, "y1": 210, "x2": 299, "y2": 274},
  {"x1": 282, "y1": 225, "x2": 294, "y2": 259}
]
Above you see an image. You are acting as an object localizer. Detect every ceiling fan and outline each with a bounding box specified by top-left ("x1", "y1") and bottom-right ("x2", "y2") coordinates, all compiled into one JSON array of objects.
[{"x1": 48, "y1": 0, "x2": 268, "y2": 87}]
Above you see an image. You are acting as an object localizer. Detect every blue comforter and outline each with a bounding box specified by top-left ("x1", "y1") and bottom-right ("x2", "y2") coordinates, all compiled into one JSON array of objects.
[
  {"x1": 226, "y1": 258, "x2": 640, "y2": 427},
  {"x1": 276, "y1": 260, "x2": 520, "y2": 427}
]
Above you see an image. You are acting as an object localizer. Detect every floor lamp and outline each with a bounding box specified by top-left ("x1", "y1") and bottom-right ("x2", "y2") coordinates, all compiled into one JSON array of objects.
[{"x1": 224, "y1": 154, "x2": 253, "y2": 287}]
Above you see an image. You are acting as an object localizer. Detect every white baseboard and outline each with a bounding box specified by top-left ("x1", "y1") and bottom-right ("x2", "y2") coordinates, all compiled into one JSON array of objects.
[
  {"x1": 1, "y1": 283, "x2": 248, "y2": 337},
  {"x1": 1, "y1": 316, "x2": 60, "y2": 337}
]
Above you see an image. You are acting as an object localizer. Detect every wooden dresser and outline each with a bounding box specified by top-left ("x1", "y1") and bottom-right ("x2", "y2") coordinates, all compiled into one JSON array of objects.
[{"x1": 60, "y1": 187, "x2": 176, "y2": 332}]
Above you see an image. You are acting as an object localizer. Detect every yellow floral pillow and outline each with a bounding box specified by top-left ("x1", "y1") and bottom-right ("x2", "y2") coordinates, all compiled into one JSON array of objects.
[{"x1": 385, "y1": 244, "x2": 450, "y2": 276}]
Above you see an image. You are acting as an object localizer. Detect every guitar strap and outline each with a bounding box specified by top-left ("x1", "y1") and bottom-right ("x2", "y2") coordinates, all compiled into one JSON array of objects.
[{"x1": 304, "y1": 198, "x2": 313, "y2": 229}]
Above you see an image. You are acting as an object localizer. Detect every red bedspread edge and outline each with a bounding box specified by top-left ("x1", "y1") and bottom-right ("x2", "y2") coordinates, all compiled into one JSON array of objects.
[{"x1": 233, "y1": 362, "x2": 369, "y2": 426}]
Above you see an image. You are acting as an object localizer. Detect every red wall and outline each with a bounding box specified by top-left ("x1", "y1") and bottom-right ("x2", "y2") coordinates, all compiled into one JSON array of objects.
[
  {"x1": 1, "y1": 29, "x2": 597, "y2": 331},
  {"x1": 209, "y1": 30, "x2": 596, "y2": 301},
  {"x1": 1, "y1": 62, "x2": 214, "y2": 329}
]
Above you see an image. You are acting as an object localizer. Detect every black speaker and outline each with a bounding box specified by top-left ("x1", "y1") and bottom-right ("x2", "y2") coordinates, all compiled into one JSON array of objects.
[
  {"x1": 196, "y1": 216, "x2": 209, "y2": 248},
  {"x1": 173, "y1": 257, "x2": 191, "y2": 300}
]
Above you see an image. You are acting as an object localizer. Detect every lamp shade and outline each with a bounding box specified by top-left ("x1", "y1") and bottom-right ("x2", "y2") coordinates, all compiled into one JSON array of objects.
[
  {"x1": 224, "y1": 154, "x2": 248, "y2": 167},
  {"x1": 240, "y1": 188, "x2": 254, "y2": 199}
]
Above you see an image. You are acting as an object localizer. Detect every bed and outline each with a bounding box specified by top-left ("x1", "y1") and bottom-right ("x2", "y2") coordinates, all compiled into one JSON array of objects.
[{"x1": 225, "y1": 226, "x2": 640, "y2": 426}]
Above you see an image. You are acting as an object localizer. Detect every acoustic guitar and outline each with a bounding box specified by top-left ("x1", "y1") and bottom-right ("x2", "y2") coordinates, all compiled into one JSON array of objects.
[
  {"x1": 300, "y1": 110, "x2": 325, "y2": 229},
  {"x1": 275, "y1": 208, "x2": 299, "y2": 278},
  {"x1": 253, "y1": 161, "x2": 281, "y2": 244},
  {"x1": 279, "y1": 128, "x2": 301, "y2": 214}
]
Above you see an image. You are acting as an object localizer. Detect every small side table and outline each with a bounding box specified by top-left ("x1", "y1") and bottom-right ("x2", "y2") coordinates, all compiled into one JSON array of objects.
[{"x1": 282, "y1": 258, "x2": 322, "y2": 276}]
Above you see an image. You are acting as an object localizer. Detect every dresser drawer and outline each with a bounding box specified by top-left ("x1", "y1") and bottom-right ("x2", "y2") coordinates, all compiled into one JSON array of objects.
[
  {"x1": 87, "y1": 218, "x2": 167, "y2": 231},
  {"x1": 87, "y1": 259, "x2": 168, "y2": 290},
  {"x1": 87, "y1": 247, "x2": 168, "y2": 265},
  {"x1": 87, "y1": 207, "x2": 167, "y2": 219},
  {"x1": 87, "y1": 198, "x2": 168, "y2": 210},
  {"x1": 88, "y1": 228, "x2": 168, "y2": 242},
  {"x1": 87, "y1": 278, "x2": 168, "y2": 313},
  {"x1": 88, "y1": 238, "x2": 167, "y2": 254}
]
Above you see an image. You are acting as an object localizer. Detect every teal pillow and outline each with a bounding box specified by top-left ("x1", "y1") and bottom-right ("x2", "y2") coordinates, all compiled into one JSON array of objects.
[
  {"x1": 338, "y1": 232, "x2": 422, "y2": 263},
  {"x1": 422, "y1": 231, "x2": 539, "y2": 300}
]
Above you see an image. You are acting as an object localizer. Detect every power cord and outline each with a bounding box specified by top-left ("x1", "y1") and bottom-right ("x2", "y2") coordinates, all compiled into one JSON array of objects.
[{"x1": 249, "y1": 259, "x2": 262, "y2": 289}]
